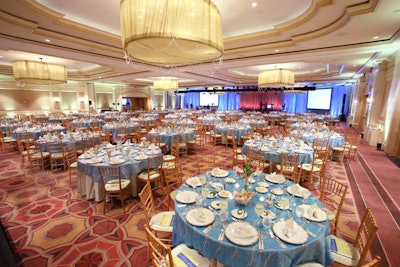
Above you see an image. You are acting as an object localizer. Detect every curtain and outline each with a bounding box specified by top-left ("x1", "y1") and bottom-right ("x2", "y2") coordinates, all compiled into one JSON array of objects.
[
  {"x1": 330, "y1": 85, "x2": 352, "y2": 118},
  {"x1": 218, "y1": 92, "x2": 240, "y2": 110},
  {"x1": 283, "y1": 93, "x2": 308, "y2": 114},
  {"x1": 240, "y1": 91, "x2": 283, "y2": 110}
]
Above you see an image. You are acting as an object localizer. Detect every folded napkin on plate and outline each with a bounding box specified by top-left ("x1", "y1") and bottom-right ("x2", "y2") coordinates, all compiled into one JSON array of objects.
[
  {"x1": 282, "y1": 217, "x2": 296, "y2": 238},
  {"x1": 290, "y1": 184, "x2": 300, "y2": 195},
  {"x1": 307, "y1": 203, "x2": 320, "y2": 218},
  {"x1": 187, "y1": 177, "x2": 200, "y2": 188},
  {"x1": 193, "y1": 209, "x2": 207, "y2": 222},
  {"x1": 233, "y1": 224, "x2": 257, "y2": 238},
  {"x1": 212, "y1": 167, "x2": 222, "y2": 175}
]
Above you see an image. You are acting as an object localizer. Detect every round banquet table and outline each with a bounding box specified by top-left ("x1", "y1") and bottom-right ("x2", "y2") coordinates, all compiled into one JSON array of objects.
[
  {"x1": 77, "y1": 143, "x2": 161, "y2": 201},
  {"x1": 242, "y1": 139, "x2": 314, "y2": 164},
  {"x1": 214, "y1": 126, "x2": 252, "y2": 144},
  {"x1": 172, "y1": 170, "x2": 333, "y2": 267}
]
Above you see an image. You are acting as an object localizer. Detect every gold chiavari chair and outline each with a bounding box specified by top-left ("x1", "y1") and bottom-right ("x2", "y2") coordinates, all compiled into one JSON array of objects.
[{"x1": 98, "y1": 165, "x2": 131, "y2": 214}]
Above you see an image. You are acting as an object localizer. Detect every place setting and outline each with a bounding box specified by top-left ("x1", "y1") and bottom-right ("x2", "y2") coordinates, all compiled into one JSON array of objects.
[
  {"x1": 272, "y1": 217, "x2": 308, "y2": 245},
  {"x1": 186, "y1": 207, "x2": 216, "y2": 227},
  {"x1": 265, "y1": 173, "x2": 286, "y2": 184}
]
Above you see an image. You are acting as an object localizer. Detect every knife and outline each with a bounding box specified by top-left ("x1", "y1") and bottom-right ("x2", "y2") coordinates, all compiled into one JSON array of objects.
[{"x1": 203, "y1": 221, "x2": 218, "y2": 233}]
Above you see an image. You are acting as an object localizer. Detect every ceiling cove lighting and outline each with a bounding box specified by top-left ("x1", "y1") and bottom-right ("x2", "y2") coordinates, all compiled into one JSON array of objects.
[
  {"x1": 153, "y1": 79, "x2": 179, "y2": 91},
  {"x1": 120, "y1": 0, "x2": 224, "y2": 65},
  {"x1": 258, "y1": 69, "x2": 295, "y2": 88},
  {"x1": 12, "y1": 60, "x2": 67, "y2": 85}
]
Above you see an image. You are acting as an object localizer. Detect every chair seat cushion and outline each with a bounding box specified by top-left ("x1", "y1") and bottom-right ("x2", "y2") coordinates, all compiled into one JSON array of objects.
[
  {"x1": 171, "y1": 243, "x2": 210, "y2": 267},
  {"x1": 163, "y1": 155, "x2": 176, "y2": 161},
  {"x1": 51, "y1": 152, "x2": 64, "y2": 159},
  {"x1": 138, "y1": 169, "x2": 160, "y2": 180},
  {"x1": 163, "y1": 161, "x2": 176, "y2": 168},
  {"x1": 331, "y1": 235, "x2": 360, "y2": 266},
  {"x1": 150, "y1": 211, "x2": 175, "y2": 232},
  {"x1": 301, "y1": 164, "x2": 321, "y2": 172},
  {"x1": 105, "y1": 179, "x2": 131, "y2": 191}
]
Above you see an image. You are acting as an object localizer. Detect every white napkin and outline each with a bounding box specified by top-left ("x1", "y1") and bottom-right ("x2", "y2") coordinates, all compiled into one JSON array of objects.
[
  {"x1": 212, "y1": 167, "x2": 221, "y2": 175},
  {"x1": 193, "y1": 209, "x2": 207, "y2": 222},
  {"x1": 233, "y1": 224, "x2": 257, "y2": 238},
  {"x1": 187, "y1": 177, "x2": 200, "y2": 188},
  {"x1": 307, "y1": 203, "x2": 320, "y2": 218},
  {"x1": 282, "y1": 217, "x2": 296, "y2": 238}
]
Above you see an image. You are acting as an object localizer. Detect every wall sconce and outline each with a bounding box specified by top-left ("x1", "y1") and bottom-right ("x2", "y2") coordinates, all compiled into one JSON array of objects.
[{"x1": 54, "y1": 97, "x2": 60, "y2": 103}]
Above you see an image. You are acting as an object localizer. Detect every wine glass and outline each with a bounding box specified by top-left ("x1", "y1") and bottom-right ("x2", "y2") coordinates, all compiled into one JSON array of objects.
[
  {"x1": 201, "y1": 187, "x2": 209, "y2": 199},
  {"x1": 219, "y1": 210, "x2": 229, "y2": 227},
  {"x1": 195, "y1": 194, "x2": 203, "y2": 207},
  {"x1": 254, "y1": 203, "x2": 264, "y2": 226},
  {"x1": 262, "y1": 216, "x2": 272, "y2": 234},
  {"x1": 199, "y1": 176, "x2": 206, "y2": 186},
  {"x1": 295, "y1": 205, "x2": 305, "y2": 225},
  {"x1": 106, "y1": 150, "x2": 112, "y2": 161},
  {"x1": 125, "y1": 148, "x2": 130, "y2": 159},
  {"x1": 219, "y1": 200, "x2": 228, "y2": 211}
]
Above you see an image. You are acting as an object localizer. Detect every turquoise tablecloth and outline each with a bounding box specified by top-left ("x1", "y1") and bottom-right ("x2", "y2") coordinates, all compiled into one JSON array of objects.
[
  {"x1": 172, "y1": 170, "x2": 333, "y2": 266},
  {"x1": 77, "y1": 144, "x2": 160, "y2": 183},
  {"x1": 241, "y1": 139, "x2": 314, "y2": 164}
]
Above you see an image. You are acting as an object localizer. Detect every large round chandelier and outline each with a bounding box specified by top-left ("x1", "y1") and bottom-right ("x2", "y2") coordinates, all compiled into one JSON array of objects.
[
  {"x1": 258, "y1": 69, "x2": 295, "y2": 88},
  {"x1": 13, "y1": 60, "x2": 67, "y2": 84},
  {"x1": 120, "y1": 0, "x2": 224, "y2": 65},
  {"x1": 153, "y1": 79, "x2": 179, "y2": 91}
]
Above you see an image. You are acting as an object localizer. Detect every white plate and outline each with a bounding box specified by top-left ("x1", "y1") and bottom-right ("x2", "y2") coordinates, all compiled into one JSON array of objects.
[
  {"x1": 134, "y1": 155, "x2": 148, "y2": 160},
  {"x1": 261, "y1": 210, "x2": 276, "y2": 220},
  {"x1": 175, "y1": 191, "x2": 199, "y2": 204},
  {"x1": 225, "y1": 222, "x2": 258, "y2": 246},
  {"x1": 286, "y1": 184, "x2": 309, "y2": 198},
  {"x1": 255, "y1": 187, "x2": 268, "y2": 193},
  {"x1": 274, "y1": 200, "x2": 290, "y2": 210},
  {"x1": 210, "y1": 200, "x2": 221, "y2": 210},
  {"x1": 270, "y1": 188, "x2": 284, "y2": 195},
  {"x1": 186, "y1": 177, "x2": 206, "y2": 188},
  {"x1": 218, "y1": 190, "x2": 232, "y2": 198},
  {"x1": 212, "y1": 170, "x2": 229, "y2": 178},
  {"x1": 146, "y1": 150, "x2": 159, "y2": 155},
  {"x1": 186, "y1": 208, "x2": 215, "y2": 227},
  {"x1": 111, "y1": 151, "x2": 121, "y2": 156},
  {"x1": 210, "y1": 182, "x2": 223, "y2": 190},
  {"x1": 224, "y1": 178, "x2": 235, "y2": 184},
  {"x1": 302, "y1": 204, "x2": 328, "y2": 222},
  {"x1": 257, "y1": 181, "x2": 270, "y2": 187},
  {"x1": 231, "y1": 208, "x2": 247, "y2": 219},
  {"x1": 109, "y1": 158, "x2": 126, "y2": 165},
  {"x1": 87, "y1": 158, "x2": 102, "y2": 164},
  {"x1": 265, "y1": 174, "x2": 286, "y2": 184},
  {"x1": 272, "y1": 220, "x2": 308, "y2": 245}
]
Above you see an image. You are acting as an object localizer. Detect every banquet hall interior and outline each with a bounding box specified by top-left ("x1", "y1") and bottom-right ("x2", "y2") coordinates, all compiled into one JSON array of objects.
[{"x1": 0, "y1": 0, "x2": 400, "y2": 267}]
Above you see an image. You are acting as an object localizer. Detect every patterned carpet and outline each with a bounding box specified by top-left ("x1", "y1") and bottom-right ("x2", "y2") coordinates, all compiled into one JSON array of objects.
[{"x1": 0, "y1": 134, "x2": 361, "y2": 267}]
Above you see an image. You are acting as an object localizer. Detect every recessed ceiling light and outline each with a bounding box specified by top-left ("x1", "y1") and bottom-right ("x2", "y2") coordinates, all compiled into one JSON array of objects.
[
  {"x1": 44, "y1": 39, "x2": 50, "y2": 42},
  {"x1": 251, "y1": 2, "x2": 258, "y2": 8},
  {"x1": 274, "y1": 49, "x2": 279, "y2": 52},
  {"x1": 372, "y1": 36, "x2": 379, "y2": 40}
]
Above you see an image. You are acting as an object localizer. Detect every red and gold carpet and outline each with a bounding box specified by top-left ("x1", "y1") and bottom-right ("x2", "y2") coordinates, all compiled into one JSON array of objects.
[{"x1": 0, "y1": 132, "x2": 388, "y2": 266}]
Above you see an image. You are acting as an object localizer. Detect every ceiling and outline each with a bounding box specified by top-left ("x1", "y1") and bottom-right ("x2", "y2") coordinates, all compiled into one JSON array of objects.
[{"x1": 0, "y1": 0, "x2": 399, "y2": 89}]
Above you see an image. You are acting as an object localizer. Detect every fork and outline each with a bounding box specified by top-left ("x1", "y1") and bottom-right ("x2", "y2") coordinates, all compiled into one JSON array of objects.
[
  {"x1": 218, "y1": 226, "x2": 225, "y2": 240},
  {"x1": 269, "y1": 229, "x2": 287, "y2": 248}
]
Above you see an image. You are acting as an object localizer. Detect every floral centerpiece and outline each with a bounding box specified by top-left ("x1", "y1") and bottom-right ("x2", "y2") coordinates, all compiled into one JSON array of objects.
[{"x1": 236, "y1": 161, "x2": 257, "y2": 192}]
